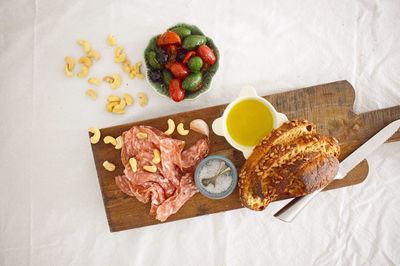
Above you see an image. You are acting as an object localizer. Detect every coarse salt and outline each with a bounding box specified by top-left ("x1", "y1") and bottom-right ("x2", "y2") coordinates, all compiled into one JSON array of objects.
[{"x1": 199, "y1": 159, "x2": 233, "y2": 194}]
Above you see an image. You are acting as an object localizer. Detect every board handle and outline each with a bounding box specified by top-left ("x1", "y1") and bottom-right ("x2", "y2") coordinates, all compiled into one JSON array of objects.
[{"x1": 359, "y1": 105, "x2": 400, "y2": 143}]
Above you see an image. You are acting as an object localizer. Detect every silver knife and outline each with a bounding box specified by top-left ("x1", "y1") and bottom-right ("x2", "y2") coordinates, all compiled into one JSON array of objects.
[{"x1": 274, "y1": 119, "x2": 400, "y2": 223}]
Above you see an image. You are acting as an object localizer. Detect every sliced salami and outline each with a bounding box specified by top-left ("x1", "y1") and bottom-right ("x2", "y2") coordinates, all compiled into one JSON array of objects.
[{"x1": 115, "y1": 125, "x2": 209, "y2": 222}]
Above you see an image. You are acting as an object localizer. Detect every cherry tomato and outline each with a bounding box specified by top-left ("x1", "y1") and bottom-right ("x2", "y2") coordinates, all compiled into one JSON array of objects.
[
  {"x1": 197, "y1": 44, "x2": 216, "y2": 65},
  {"x1": 182, "y1": 51, "x2": 196, "y2": 64},
  {"x1": 169, "y1": 79, "x2": 185, "y2": 102},
  {"x1": 165, "y1": 62, "x2": 173, "y2": 69},
  {"x1": 166, "y1": 45, "x2": 178, "y2": 63},
  {"x1": 157, "y1": 31, "x2": 181, "y2": 46},
  {"x1": 168, "y1": 63, "x2": 190, "y2": 80}
]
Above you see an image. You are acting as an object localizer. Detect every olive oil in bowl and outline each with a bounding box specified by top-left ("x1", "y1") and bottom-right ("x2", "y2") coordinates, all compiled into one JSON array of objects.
[{"x1": 226, "y1": 99, "x2": 274, "y2": 147}]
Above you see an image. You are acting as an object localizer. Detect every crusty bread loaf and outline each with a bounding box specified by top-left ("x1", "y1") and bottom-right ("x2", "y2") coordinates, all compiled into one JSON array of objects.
[
  {"x1": 239, "y1": 120, "x2": 316, "y2": 208},
  {"x1": 239, "y1": 120, "x2": 340, "y2": 211}
]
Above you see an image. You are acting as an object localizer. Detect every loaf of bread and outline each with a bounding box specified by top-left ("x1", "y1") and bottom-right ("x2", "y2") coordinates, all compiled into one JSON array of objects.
[{"x1": 238, "y1": 120, "x2": 340, "y2": 211}]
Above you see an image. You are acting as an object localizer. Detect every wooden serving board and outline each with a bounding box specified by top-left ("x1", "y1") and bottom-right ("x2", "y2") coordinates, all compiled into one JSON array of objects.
[{"x1": 90, "y1": 80, "x2": 400, "y2": 232}]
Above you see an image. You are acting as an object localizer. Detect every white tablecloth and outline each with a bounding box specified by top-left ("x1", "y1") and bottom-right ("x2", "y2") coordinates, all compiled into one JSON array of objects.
[{"x1": 1, "y1": 0, "x2": 399, "y2": 265}]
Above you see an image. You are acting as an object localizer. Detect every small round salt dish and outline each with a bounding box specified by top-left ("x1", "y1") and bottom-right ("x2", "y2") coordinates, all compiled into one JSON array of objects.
[{"x1": 194, "y1": 155, "x2": 238, "y2": 199}]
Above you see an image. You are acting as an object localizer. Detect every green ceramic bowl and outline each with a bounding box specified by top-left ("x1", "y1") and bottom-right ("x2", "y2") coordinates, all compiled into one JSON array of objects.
[{"x1": 144, "y1": 23, "x2": 220, "y2": 101}]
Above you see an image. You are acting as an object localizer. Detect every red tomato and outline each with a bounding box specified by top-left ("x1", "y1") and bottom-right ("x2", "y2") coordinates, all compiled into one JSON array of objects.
[
  {"x1": 169, "y1": 79, "x2": 185, "y2": 102},
  {"x1": 197, "y1": 45, "x2": 216, "y2": 65},
  {"x1": 165, "y1": 62, "x2": 173, "y2": 69},
  {"x1": 157, "y1": 31, "x2": 181, "y2": 46},
  {"x1": 182, "y1": 51, "x2": 196, "y2": 64},
  {"x1": 169, "y1": 63, "x2": 190, "y2": 80}
]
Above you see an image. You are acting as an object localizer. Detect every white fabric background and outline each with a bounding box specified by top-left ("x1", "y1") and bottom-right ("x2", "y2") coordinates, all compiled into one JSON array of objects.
[{"x1": 1, "y1": 0, "x2": 399, "y2": 265}]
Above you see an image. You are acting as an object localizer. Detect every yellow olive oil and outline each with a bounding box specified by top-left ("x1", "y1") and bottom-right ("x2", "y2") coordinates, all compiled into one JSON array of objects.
[{"x1": 226, "y1": 99, "x2": 274, "y2": 147}]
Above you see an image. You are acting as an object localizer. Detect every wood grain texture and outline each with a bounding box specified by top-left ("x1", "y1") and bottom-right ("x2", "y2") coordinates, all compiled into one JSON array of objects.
[{"x1": 90, "y1": 80, "x2": 400, "y2": 231}]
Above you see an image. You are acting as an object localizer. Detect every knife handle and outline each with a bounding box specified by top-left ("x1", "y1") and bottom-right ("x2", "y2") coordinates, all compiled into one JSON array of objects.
[{"x1": 273, "y1": 188, "x2": 323, "y2": 222}]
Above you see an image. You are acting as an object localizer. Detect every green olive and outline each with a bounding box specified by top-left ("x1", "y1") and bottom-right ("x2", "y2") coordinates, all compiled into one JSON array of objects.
[
  {"x1": 146, "y1": 51, "x2": 161, "y2": 69},
  {"x1": 182, "y1": 72, "x2": 202, "y2": 91},
  {"x1": 162, "y1": 69, "x2": 173, "y2": 86},
  {"x1": 182, "y1": 35, "x2": 207, "y2": 50},
  {"x1": 188, "y1": 56, "x2": 203, "y2": 72},
  {"x1": 171, "y1": 26, "x2": 191, "y2": 38}
]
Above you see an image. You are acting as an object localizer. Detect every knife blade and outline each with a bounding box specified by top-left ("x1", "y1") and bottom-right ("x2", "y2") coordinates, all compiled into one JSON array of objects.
[{"x1": 274, "y1": 119, "x2": 400, "y2": 223}]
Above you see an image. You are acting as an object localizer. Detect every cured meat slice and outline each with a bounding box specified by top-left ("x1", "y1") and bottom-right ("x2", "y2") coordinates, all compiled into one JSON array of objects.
[
  {"x1": 159, "y1": 138, "x2": 185, "y2": 187},
  {"x1": 182, "y1": 138, "x2": 209, "y2": 169},
  {"x1": 115, "y1": 126, "x2": 209, "y2": 222},
  {"x1": 124, "y1": 170, "x2": 175, "y2": 197},
  {"x1": 115, "y1": 175, "x2": 166, "y2": 205},
  {"x1": 121, "y1": 126, "x2": 166, "y2": 166},
  {"x1": 156, "y1": 173, "x2": 198, "y2": 222}
]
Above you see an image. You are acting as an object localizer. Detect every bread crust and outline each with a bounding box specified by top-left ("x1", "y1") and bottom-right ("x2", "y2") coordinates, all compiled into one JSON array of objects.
[
  {"x1": 238, "y1": 120, "x2": 340, "y2": 211},
  {"x1": 239, "y1": 120, "x2": 316, "y2": 209}
]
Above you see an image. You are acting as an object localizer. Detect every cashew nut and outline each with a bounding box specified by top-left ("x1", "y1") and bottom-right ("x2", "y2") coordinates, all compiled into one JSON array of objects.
[
  {"x1": 106, "y1": 95, "x2": 128, "y2": 114},
  {"x1": 112, "y1": 75, "x2": 122, "y2": 89},
  {"x1": 65, "y1": 56, "x2": 74, "y2": 68},
  {"x1": 138, "y1": 92, "x2": 148, "y2": 107},
  {"x1": 85, "y1": 89, "x2": 97, "y2": 100},
  {"x1": 79, "y1": 56, "x2": 92, "y2": 68},
  {"x1": 87, "y1": 50, "x2": 101, "y2": 61},
  {"x1": 115, "y1": 46, "x2": 124, "y2": 57},
  {"x1": 103, "y1": 136, "x2": 117, "y2": 146},
  {"x1": 107, "y1": 35, "x2": 117, "y2": 46},
  {"x1": 129, "y1": 158, "x2": 137, "y2": 172},
  {"x1": 115, "y1": 96, "x2": 126, "y2": 109},
  {"x1": 64, "y1": 56, "x2": 75, "y2": 77},
  {"x1": 123, "y1": 93, "x2": 133, "y2": 106},
  {"x1": 122, "y1": 61, "x2": 131, "y2": 73},
  {"x1": 164, "y1": 119, "x2": 175, "y2": 135},
  {"x1": 106, "y1": 101, "x2": 119, "y2": 112},
  {"x1": 88, "y1": 77, "x2": 101, "y2": 86},
  {"x1": 136, "y1": 132, "x2": 148, "y2": 140},
  {"x1": 77, "y1": 40, "x2": 91, "y2": 53},
  {"x1": 114, "y1": 46, "x2": 126, "y2": 63},
  {"x1": 152, "y1": 149, "x2": 161, "y2": 164},
  {"x1": 143, "y1": 165, "x2": 157, "y2": 173},
  {"x1": 112, "y1": 107, "x2": 125, "y2": 115},
  {"x1": 115, "y1": 54, "x2": 126, "y2": 63},
  {"x1": 107, "y1": 95, "x2": 121, "y2": 102},
  {"x1": 88, "y1": 127, "x2": 101, "y2": 144},
  {"x1": 77, "y1": 65, "x2": 89, "y2": 78},
  {"x1": 64, "y1": 64, "x2": 74, "y2": 77},
  {"x1": 130, "y1": 61, "x2": 144, "y2": 79},
  {"x1": 177, "y1": 123, "x2": 189, "y2": 136},
  {"x1": 103, "y1": 74, "x2": 121, "y2": 90},
  {"x1": 112, "y1": 98, "x2": 126, "y2": 114},
  {"x1": 65, "y1": 56, "x2": 75, "y2": 69},
  {"x1": 103, "y1": 76, "x2": 113, "y2": 83},
  {"x1": 102, "y1": 161, "x2": 116, "y2": 172},
  {"x1": 115, "y1": 136, "x2": 123, "y2": 150},
  {"x1": 113, "y1": 46, "x2": 138, "y2": 76}
]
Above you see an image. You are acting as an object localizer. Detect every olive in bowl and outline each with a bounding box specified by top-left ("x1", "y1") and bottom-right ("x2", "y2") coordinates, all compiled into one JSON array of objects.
[{"x1": 144, "y1": 23, "x2": 219, "y2": 102}]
